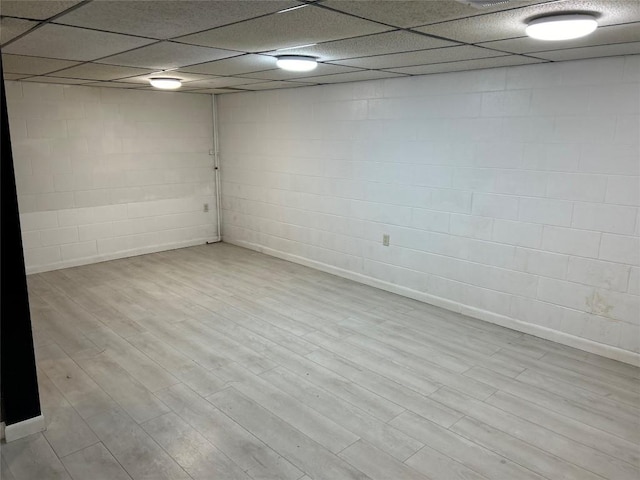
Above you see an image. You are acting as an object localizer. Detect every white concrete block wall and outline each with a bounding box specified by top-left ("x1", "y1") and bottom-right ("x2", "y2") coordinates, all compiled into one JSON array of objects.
[
  {"x1": 6, "y1": 82, "x2": 217, "y2": 272},
  {"x1": 218, "y1": 55, "x2": 640, "y2": 358}
]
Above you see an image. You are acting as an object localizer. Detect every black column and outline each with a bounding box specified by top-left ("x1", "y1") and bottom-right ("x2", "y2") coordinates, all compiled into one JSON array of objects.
[{"x1": 1, "y1": 55, "x2": 42, "y2": 425}]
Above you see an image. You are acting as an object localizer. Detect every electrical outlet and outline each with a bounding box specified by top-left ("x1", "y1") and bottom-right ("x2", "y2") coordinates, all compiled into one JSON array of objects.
[
  {"x1": 382, "y1": 234, "x2": 390, "y2": 246},
  {"x1": 203, "y1": 203, "x2": 209, "y2": 212}
]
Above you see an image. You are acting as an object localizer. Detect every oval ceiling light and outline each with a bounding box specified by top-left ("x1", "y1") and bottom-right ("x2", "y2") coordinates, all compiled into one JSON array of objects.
[
  {"x1": 275, "y1": 55, "x2": 318, "y2": 72},
  {"x1": 526, "y1": 14, "x2": 598, "y2": 41},
  {"x1": 148, "y1": 77, "x2": 182, "y2": 89}
]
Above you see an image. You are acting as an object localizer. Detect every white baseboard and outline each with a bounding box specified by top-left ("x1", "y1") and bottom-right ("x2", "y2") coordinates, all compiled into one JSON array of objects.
[
  {"x1": 4, "y1": 415, "x2": 45, "y2": 442},
  {"x1": 26, "y1": 237, "x2": 214, "y2": 274},
  {"x1": 226, "y1": 238, "x2": 640, "y2": 367}
]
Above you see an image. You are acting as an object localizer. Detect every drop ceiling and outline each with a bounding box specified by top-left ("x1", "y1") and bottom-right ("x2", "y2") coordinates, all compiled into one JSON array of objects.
[{"x1": 1, "y1": 0, "x2": 639, "y2": 94}]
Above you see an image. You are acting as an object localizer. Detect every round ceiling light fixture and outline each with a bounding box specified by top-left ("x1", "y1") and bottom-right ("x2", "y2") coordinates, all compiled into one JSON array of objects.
[
  {"x1": 148, "y1": 77, "x2": 182, "y2": 89},
  {"x1": 526, "y1": 14, "x2": 598, "y2": 41},
  {"x1": 275, "y1": 55, "x2": 318, "y2": 72}
]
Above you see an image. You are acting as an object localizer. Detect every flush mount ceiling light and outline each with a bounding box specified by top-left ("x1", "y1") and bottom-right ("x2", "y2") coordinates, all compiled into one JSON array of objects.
[
  {"x1": 275, "y1": 55, "x2": 318, "y2": 72},
  {"x1": 148, "y1": 77, "x2": 182, "y2": 89},
  {"x1": 526, "y1": 14, "x2": 598, "y2": 41}
]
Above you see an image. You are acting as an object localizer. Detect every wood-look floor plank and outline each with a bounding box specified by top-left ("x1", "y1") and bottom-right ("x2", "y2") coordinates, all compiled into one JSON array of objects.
[
  {"x1": 134, "y1": 317, "x2": 232, "y2": 371},
  {"x1": 1, "y1": 455, "x2": 17, "y2": 480},
  {"x1": 340, "y1": 319, "x2": 472, "y2": 374},
  {"x1": 228, "y1": 367, "x2": 360, "y2": 454},
  {"x1": 38, "y1": 357, "x2": 118, "y2": 420},
  {"x1": 515, "y1": 369, "x2": 640, "y2": 424},
  {"x1": 37, "y1": 370, "x2": 99, "y2": 459},
  {"x1": 83, "y1": 326, "x2": 181, "y2": 393},
  {"x1": 338, "y1": 440, "x2": 428, "y2": 480},
  {"x1": 344, "y1": 317, "x2": 523, "y2": 378},
  {"x1": 383, "y1": 317, "x2": 502, "y2": 357},
  {"x1": 432, "y1": 387, "x2": 637, "y2": 480},
  {"x1": 208, "y1": 388, "x2": 371, "y2": 480},
  {"x1": 39, "y1": 294, "x2": 105, "y2": 334},
  {"x1": 487, "y1": 391, "x2": 640, "y2": 469},
  {"x1": 30, "y1": 304, "x2": 99, "y2": 356},
  {"x1": 21, "y1": 243, "x2": 638, "y2": 480},
  {"x1": 253, "y1": 296, "x2": 330, "y2": 330},
  {"x1": 492, "y1": 349, "x2": 640, "y2": 405},
  {"x1": 540, "y1": 350, "x2": 640, "y2": 385},
  {"x1": 156, "y1": 384, "x2": 303, "y2": 480},
  {"x1": 86, "y1": 409, "x2": 190, "y2": 480},
  {"x1": 450, "y1": 416, "x2": 602, "y2": 480},
  {"x1": 141, "y1": 412, "x2": 251, "y2": 480},
  {"x1": 390, "y1": 411, "x2": 545, "y2": 480},
  {"x1": 306, "y1": 347, "x2": 462, "y2": 428},
  {"x1": 27, "y1": 274, "x2": 60, "y2": 297},
  {"x1": 0, "y1": 434, "x2": 71, "y2": 480},
  {"x1": 260, "y1": 343, "x2": 407, "y2": 423},
  {"x1": 513, "y1": 335, "x2": 640, "y2": 377},
  {"x1": 60, "y1": 443, "x2": 133, "y2": 480},
  {"x1": 338, "y1": 332, "x2": 497, "y2": 400},
  {"x1": 220, "y1": 296, "x2": 316, "y2": 337},
  {"x1": 305, "y1": 332, "x2": 441, "y2": 396},
  {"x1": 126, "y1": 331, "x2": 227, "y2": 396},
  {"x1": 69, "y1": 290, "x2": 148, "y2": 338},
  {"x1": 544, "y1": 348, "x2": 640, "y2": 379},
  {"x1": 75, "y1": 353, "x2": 169, "y2": 423},
  {"x1": 405, "y1": 444, "x2": 490, "y2": 480},
  {"x1": 308, "y1": 343, "x2": 439, "y2": 397},
  {"x1": 466, "y1": 366, "x2": 640, "y2": 443},
  {"x1": 260, "y1": 367, "x2": 424, "y2": 462},
  {"x1": 179, "y1": 318, "x2": 278, "y2": 374},
  {"x1": 215, "y1": 305, "x2": 318, "y2": 356}
]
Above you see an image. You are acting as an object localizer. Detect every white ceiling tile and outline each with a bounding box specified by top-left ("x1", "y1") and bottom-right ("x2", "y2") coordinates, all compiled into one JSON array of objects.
[
  {"x1": 233, "y1": 81, "x2": 315, "y2": 90},
  {"x1": 3, "y1": 73, "x2": 28, "y2": 80},
  {"x1": 1, "y1": 18, "x2": 37, "y2": 44},
  {"x1": 96, "y1": 41, "x2": 240, "y2": 70},
  {"x1": 186, "y1": 88, "x2": 247, "y2": 94},
  {"x1": 2, "y1": 54, "x2": 81, "y2": 75},
  {"x1": 2, "y1": 1, "x2": 638, "y2": 89},
  {"x1": 180, "y1": 54, "x2": 277, "y2": 75},
  {"x1": 243, "y1": 63, "x2": 362, "y2": 81},
  {"x1": 172, "y1": 90, "x2": 213, "y2": 96},
  {"x1": 177, "y1": 77, "x2": 266, "y2": 89},
  {"x1": 48, "y1": 63, "x2": 157, "y2": 81},
  {"x1": 321, "y1": 0, "x2": 545, "y2": 28},
  {"x1": 265, "y1": 30, "x2": 458, "y2": 61},
  {"x1": 414, "y1": 0, "x2": 640, "y2": 44},
  {"x1": 2, "y1": 24, "x2": 156, "y2": 61},
  {"x1": 176, "y1": 4, "x2": 391, "y2": 52},
  {"x1": 480, "y1": 23, "x2": 640, "y2": 54},
  {"x1": 21, "y1": 76, "x2": 90, "y2": 84},
  {"x1": 330, "y1": 45, "x2": 505, "y2": 69},
  {"x1": 122, "y1": 72, "x2": 219, "y2": 85},
  {"x1": 82, "y1": 81, "x2": 145, "y2": 89},
  {"x1": 135, "y1": 85, "x2": 211, "y2": 93},
  {"x1": 298, "y1": 70, "x2": 407, "y2": 84},
  {"x1": 386, "y1": 55, "x2": 546, "y2": 75},
  {"x1": 529, "y1": 41, "x2": 640, "y2": 61},
  {"x1": 54, "y1": 0, "x2": 299, "y2": 39},
  {"x1": 0, "y1": 1, "x2": 82, "y2": 20}
]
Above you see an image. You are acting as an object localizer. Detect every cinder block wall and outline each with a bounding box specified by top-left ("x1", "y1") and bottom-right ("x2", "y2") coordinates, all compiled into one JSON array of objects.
[
  {"x1": 218, "y1": 55, "x2": 640, "y2": 358},
  {"x1": 5, "y1": 82, "x2": 217, "y2": 272}
]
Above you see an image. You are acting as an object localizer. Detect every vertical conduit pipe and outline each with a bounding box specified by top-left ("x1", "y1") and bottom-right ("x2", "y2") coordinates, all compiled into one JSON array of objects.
[{"x1": 211, "y1": 94, "x2": 222, "y2": 242}]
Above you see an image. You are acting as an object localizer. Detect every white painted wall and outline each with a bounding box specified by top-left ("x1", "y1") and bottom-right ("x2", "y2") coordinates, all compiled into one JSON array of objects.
[
  {"x1": 6, "y1": 82, "x2": 217, "y2": 273},
  {"x1": 218, "y1": 55, "x2": 640, "y2": 360}
]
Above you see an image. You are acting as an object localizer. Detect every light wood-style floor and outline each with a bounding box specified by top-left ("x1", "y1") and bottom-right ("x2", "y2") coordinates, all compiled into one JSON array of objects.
[{"x1": 1, "y1": 243, "x2": 639, "y2": 480}]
